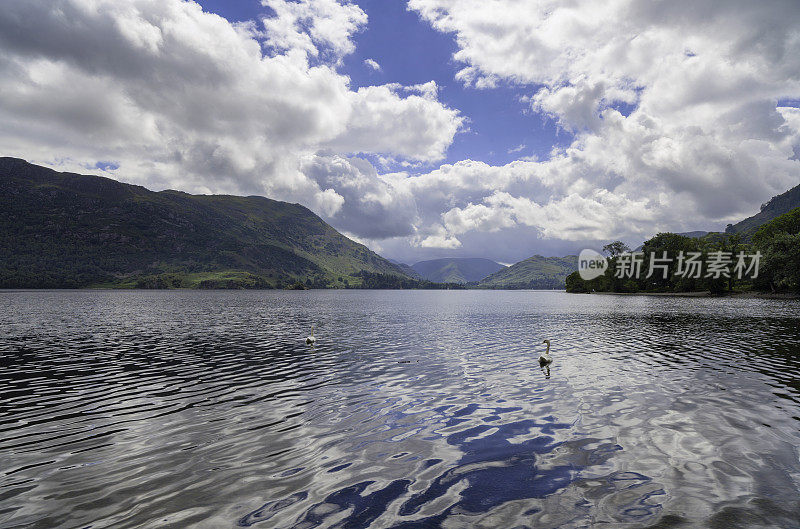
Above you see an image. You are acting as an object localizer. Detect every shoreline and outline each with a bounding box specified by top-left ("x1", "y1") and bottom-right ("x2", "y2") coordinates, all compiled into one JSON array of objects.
[
  {"x1": 0, "y1": 287, "x2": 796, "y2": 299},
  {"x1": 580, "y1": 291, "x2": 800, "y2": 300}
]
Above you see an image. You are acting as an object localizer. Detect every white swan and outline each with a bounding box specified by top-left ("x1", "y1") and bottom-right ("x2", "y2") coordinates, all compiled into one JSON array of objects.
[
  {"x1": 539, "y1": 339, "x2": 553, "y2": 367},
  {"x1": 306, "y1": 325, "x2": 316, "y2": 345}
]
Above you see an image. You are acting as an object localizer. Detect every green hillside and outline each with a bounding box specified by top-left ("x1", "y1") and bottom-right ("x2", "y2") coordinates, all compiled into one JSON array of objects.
[
  {"x1": 479, "y1": 255, "x2": 578, "y2": 289},
  {"x1": 0, "y1": 157, "x2": 412, "y2": 289},
  {"x1": 632, "y1": 183, "x2": 800, "y2": 249},
  {"x1": 411, "y1": 258, "x2": 505, "y2": 283},
  {"x1": 725, "y1": 182, "x2": 800, "y2": 238},
  {"x1": 567, "y1": 209, "x2": 800, "y2": 294},
  {"x1": 389, "y1": 260, "x2": 422, "y2": 279}
]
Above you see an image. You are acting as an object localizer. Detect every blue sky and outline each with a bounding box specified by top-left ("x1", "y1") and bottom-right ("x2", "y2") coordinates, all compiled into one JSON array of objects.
[
  {"x1": 199, "y1": 0, "x2": 569, "y2": 170},
  {"x1": 338, "y1": 0, "x2": 572, "y2": 169}
]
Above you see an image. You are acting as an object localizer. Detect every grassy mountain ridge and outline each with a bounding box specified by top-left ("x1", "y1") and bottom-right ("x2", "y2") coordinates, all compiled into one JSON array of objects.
[
  {"x1": 631, "y1": 183, "x2": 800, "y2": 250},
  {"x1": 724, "y1": 182, "x2": 800, "y2": 238},
  {"x1": 1, "y1": 157, "x2": 410, "y2": 288},
  {"x1": 389, "y1": 260, "x2": 422, "y2": 279},
  {"x1": 479, "y1": 255, "x2": 578, "y2": 289},
  {"x1": 411, "y1": 258, "x2": 505, "y2": 283}
]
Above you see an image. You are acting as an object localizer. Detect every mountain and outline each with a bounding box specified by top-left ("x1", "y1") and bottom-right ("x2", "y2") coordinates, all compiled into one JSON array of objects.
[
  {"x1": 633, "y1": 181, "x2": 800, "y2": 249},
  {"x1": 726, "y1": 182, "x2": 800, "y2": 237},
  {"x1": 0, "y1": 157, "x2": 412, "y2": 289},
  {"x1": 411, "y1": 258, "x2": 505, "y2": 283},
  {"x1": 479, "y1": 255, "x2": 578, "y2": 289},
  {"x1": 388, "y1": 259, "x2": 421, "y2": 279}
]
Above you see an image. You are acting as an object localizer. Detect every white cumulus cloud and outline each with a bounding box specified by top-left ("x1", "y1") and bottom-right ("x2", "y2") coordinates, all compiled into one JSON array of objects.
[
  {"x1": 364, "y1": 58, "x2": 381, "y2": 71},
  {"x1": 0, "y1": 0, "x2": 462, "y2": 239},
  {"x1": 2, "y1": 0, "x2": 799, "y2": 264},
  {"x1": 397, "y1": 0, "x2": 800, "y2": 257}
]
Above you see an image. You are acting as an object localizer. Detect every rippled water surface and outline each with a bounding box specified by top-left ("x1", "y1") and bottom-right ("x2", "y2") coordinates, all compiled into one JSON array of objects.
[{"x1": 1, "y1": 290, "x2": 800, "y2": 528}]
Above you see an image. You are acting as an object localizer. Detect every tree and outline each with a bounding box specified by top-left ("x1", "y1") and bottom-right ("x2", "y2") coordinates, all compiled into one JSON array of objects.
[
  {"x1": 603, "y1": 241, "x2": 631, "y2": 257},
  {"x1": 725, "y1": 233, "x2": 742, "y2": 292},
  {"x1": 565, "y1": 271, "x2": 587, "y2": 293},
  {"x1": 640, "y1": 233, "x2": 695, "y2": 291},
  {"x1": 753, "y1": 207, "x2": 800, "y2": 293}
]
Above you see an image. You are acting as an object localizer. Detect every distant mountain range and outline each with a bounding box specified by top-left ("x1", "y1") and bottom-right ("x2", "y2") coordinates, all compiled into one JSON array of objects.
[
  {"x1": 6, "y1": 157, "x2": 797, "y2": 290},
  {"x1": 0, "y1": 158, "x2": 411, "y2": 288},
  {"x1": 388, "y1": 259, "x2": 422, "y2": 279},
  {"x1": 676, "y1": 231, "x2": 709, "y2": 238},
  {"x1": 419, "y1": 183, "x2": 800, "y2": 290},
  {"x1": 411, "y1": 258, "x2": 505, "y2": 283},
  {"x1": 478, "y1": 255, "x2": 578, "y2": 289}
]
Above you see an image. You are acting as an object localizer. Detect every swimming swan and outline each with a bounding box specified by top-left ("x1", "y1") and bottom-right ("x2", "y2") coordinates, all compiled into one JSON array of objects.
[
  {"x1": 539, "y1": 339, "x2": 553, "y2": 367},
  {"x1": 306, "y1": 325, "x2": 316, "y2": 345}
]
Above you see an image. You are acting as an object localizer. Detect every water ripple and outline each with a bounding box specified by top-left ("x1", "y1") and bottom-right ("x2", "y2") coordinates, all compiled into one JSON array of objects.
[{"x1": 1, "y1": 290, "x2": 799, "y2": 528}]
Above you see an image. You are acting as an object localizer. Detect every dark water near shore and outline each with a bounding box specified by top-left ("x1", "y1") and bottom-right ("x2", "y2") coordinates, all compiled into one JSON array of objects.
[{"x1": 1, "y1": 290, "x2": 799, "y2": 528}]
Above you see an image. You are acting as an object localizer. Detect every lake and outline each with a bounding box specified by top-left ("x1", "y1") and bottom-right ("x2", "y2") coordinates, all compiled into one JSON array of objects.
[{"x1": 1, "y1": 290, "x2": 799, "y2": 528}]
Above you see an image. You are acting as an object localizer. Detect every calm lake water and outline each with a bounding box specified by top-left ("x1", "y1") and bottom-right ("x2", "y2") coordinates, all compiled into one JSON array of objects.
[{"x1": 1, "y1": 290, "x2": 799, "y2": 528}]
